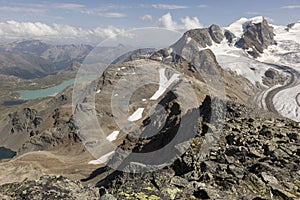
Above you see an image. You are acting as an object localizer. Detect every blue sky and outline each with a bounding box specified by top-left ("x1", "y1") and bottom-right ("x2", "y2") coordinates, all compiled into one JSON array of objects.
[{"x1": 0, "y1": 0, "x2": 299, "y2": 43}]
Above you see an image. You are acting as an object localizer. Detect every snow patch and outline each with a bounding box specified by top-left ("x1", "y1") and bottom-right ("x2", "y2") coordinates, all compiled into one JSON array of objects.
[
  {"x1": 106, "y1": 131, "x2": 120, "y2": 142},
  {"x1": 150, "y1": 68, "x2": 179, "y2": 100},
  {"x1": 88, "y1": 151, "x2": 115, "y2": 165},
  {"x1": 128, "y1": 108, "x2": 144, "y2": 122},
  {"x1": 186, "y1": 37, "x2": 192, "y2": 44}
]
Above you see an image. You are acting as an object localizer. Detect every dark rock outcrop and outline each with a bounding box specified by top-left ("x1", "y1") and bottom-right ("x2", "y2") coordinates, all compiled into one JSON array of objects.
[
  {"x1": 262, "y1": 68, "x2": 287, "y2": 86},
  {"x1": 209, "y1": 24, "x2": 225, "y2": 43},
  {"x1": 235, "y1": 18, "x2": 276, "y2": 58}
]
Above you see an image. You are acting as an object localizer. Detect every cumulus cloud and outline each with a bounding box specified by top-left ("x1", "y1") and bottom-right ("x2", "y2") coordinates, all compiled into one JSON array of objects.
[
  {"x1": 152, "y1": 4, "x2": 188, "y2": 9},
  {"x1": 181, "y1": 16, "x2": 203, "y2": 30},
  {"x1": 158, "y1": 13, "x2": 203, "y2": 31},
  {"x1": 140, "y1": 14, "x2": 153, "y2": 22},
  {"x1": 281, "y1": 5, "x2": 300, "y2": 9},
  {"x1": 158, "y1": 13, "x2": 179, "y2": 30},
  {"x1": 0, "y1": 20, "x2": 126, "y2": 44},
  {"x1": 0, "y1": 13, "x2": 203, "y2": 44}
]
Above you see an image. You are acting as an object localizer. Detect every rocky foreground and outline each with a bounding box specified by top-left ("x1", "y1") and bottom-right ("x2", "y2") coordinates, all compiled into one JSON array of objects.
[
  {"x1": 0, "y1": 175, "x2": 99, "y2": 200},
  {"x1": 0, "y1": 100, "x2": 299, "y2": 200}
]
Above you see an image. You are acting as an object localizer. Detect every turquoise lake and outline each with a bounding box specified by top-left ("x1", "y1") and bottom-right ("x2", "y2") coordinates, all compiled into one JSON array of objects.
[
  {"x1": 18, "y1": 76, "x2": 95, "y2": 100},
  {"x1": 19, "y1": 79, "x2": 75, "y2": 100}
]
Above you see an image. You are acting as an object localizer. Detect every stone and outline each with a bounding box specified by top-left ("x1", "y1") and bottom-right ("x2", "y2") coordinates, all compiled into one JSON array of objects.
[{"x1": 100, "y1": 194, "x2": 117, "y2": 200}]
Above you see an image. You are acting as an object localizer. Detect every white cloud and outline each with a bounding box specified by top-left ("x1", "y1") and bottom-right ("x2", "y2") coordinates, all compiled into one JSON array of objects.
[
  {"x1": 158, "y1": 13, "x2": 203, "y2": 31},
  {"x1": 77, "y1": 8, "x2": 127, "y2": 18},
  {"x1": 140, "y1": 14, "x2": 153, "y2": 22},
  {"x1": 51, "y1": 4, "x2": 127, "y2": 18},
  {"x1": 0, "y1": 6, "x2": 46, "y2": 13},
  {"x1": 158, "y1": 13, "x2": 179, "y2": 30},
  {"x1": 52, "y1": 3, "x2": 85, "y2": 10},
  {"x1": 152, "y1": 4, "x2": 188, "y2": 9},
  {"x1": 0, "y1": 20, "x2": 126, "y2": 44},
  {"x1": 99, "y1": 12, "x2": 127, "y2": 18},
  {"x1": 197, "y1": 5, "x2": 208, "y2": 8},
  {"x1": 181, "y1": 16, "x2": 203, "y2": 30},
  {"x1": 281, "y1": 5, "x2": 300, "y2": 9}
]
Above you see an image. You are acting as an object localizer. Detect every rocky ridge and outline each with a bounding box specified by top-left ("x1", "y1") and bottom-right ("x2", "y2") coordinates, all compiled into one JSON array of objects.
[{"x1": 94, "y1": 100, "x2": 300, "y2": 200}]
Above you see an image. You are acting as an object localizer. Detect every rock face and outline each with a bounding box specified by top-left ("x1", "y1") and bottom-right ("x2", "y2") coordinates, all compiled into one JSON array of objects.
[
  {"x1": 91, "y1": 100, "x2": 300, "y2": 200},
  {"x1": 4, "y1": 92, "x2": 82, "y2": 154},
  {"x1": 9, "y1": 108, "x2": 41, "y2": 134},
  {"x1": 209, "y1": 24, "x2": 225, "y2": 43},
  {"x1": 235, "y1": 18, "x2": 275, "y2": 57},
  {"x1": 18, "y1": 108, "x2": 81, "y2": 154},
  {"x1": 0, "y1": 175, "x2": 100, "y2": 200},
  {"x1": 176, "y1": 24, "x2": 224, "y2": 48}
]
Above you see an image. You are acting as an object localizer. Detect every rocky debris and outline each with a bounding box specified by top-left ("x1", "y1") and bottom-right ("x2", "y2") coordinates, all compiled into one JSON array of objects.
[
  {"x1": 92, "y1": 100, "x2": 299, "y2": 200},
  {"x1": 235, "y1": 18, "x2": 276, "y2": 58},
  {"x1": 0, "y1": 175, "x2": 99, "y2": 200}
]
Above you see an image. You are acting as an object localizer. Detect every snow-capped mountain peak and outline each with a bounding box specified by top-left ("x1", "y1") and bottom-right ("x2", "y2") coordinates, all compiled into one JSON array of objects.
[{"x1": 226, "y1": 16, "x2": 265, "y2": 39}]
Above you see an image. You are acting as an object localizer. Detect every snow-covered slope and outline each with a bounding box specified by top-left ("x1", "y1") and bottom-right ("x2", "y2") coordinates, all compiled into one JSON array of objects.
[
  {"x1": 189, "y1": 16, "x2": 300, "y2": 122},
  {"x1": 208, "y1": 40, "x2": 273, "y2": 85},
  {"x1": 225, "y1": 17, "x2": 300, "y2": 121},
  {"x1": 257, "y1": 21, "x2": 300, "y2": 68}
]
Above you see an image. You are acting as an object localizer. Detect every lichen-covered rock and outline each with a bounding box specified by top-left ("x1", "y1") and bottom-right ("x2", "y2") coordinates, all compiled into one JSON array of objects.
[{"x1": 0, "y1": 175, "x2": 100, "y2": 200}]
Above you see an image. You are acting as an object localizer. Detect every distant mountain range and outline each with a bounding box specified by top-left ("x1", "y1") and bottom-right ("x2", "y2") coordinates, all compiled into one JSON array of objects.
[{"x1": 0, "y1": 40, "x2": 93, "y2": 79}]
